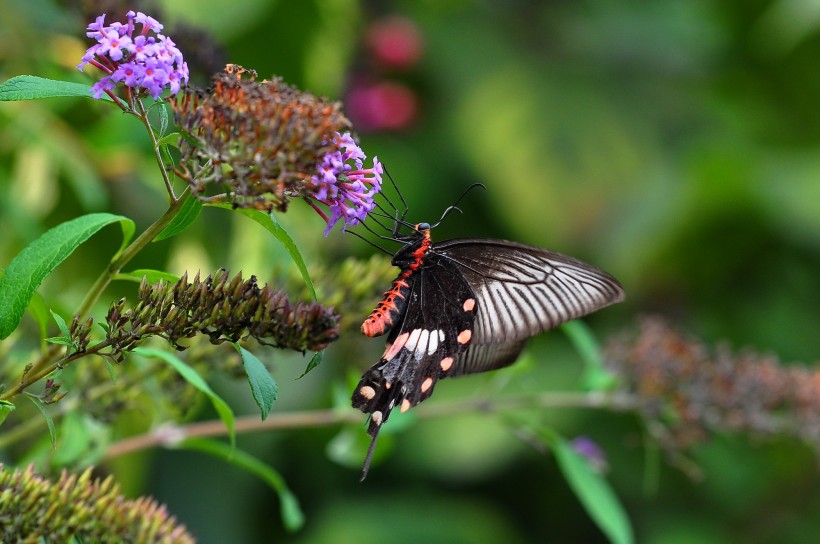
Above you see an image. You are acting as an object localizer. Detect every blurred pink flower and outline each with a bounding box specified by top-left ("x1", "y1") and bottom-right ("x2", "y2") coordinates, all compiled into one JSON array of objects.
[
  {"x1": 366, "y1": 16, "x2": 424, "y2": 70},
  {"x1": 346, "y1": 81, "x2": 418, "y2": 132}
]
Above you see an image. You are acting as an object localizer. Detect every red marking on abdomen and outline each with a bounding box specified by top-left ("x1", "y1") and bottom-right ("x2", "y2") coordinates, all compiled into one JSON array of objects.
[{"x1": 361, "y1": 275, "x2": 410, "y2": 337}]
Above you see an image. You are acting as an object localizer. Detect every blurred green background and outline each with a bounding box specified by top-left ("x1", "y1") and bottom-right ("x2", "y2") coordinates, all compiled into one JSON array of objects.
[{"x1": 1, "y1": 0, "x2": 819, "y2": 542}]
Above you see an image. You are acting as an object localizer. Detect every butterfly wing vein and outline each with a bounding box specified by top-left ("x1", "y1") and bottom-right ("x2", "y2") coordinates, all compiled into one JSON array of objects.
[{"x1": 437, "y1": 238, "x2": 624, "y2": 345}]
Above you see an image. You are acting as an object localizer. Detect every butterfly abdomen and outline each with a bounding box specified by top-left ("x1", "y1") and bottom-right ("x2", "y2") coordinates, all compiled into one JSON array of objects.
[
  {"x1": 361, "y1": 275, "x2": 411, "y2": 337},
  {"x1": 361, "y1": 226, "x2": 432, "y2": 337}
]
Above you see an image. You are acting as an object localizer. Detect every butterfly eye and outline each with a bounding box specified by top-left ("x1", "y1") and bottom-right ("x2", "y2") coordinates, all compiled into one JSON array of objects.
[{"x1": 417, "y1": 222, "x2": 431, "y2": 231}]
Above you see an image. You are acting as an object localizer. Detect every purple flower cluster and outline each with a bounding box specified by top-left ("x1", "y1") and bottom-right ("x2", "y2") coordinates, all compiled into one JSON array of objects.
[
  {"x1": 310, "y1": 133, "x2": 383, "y2": 235},
  {"x1": 78, "y1": 11, "x2": 189, "y2": 100}
]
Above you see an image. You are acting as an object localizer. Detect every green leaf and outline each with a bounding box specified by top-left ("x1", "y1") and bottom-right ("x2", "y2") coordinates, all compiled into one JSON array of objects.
[
  {"x1": 45, "y1": 336, "x2": 72, "y2": 347},
  {"x1": 134, "y1": 347, "x2": 236, "y2": 447},
  {"x1": 0, "y1": 75, "x2": 111, "y2": 101},
  {"x1": 0, "y1": 401, "x2": 15, "y2": 427},
  {"x1": 154, "y1": 193, "x2": 202, "y2": 242},
  {"x1": 102, "y1": 358, "x2": 118, "y2": 382},
  {"x1": 46, "y1": 311, "x2": 72, "y2": 346},
  {"x1": 53, "y1": 411, "x2": 92, "y2": 466},
  {"x1": 0, "y1": 213, "x2": 133, "y2": 339},
  {"x1": 550, "y1": 433, "x2": 634, "y2": 544},
  {"x1": 27, "y1": 395, "x2": 56, "y2": 448},
  {"x1": 561, "y1": 321, "x2": 617, "y2": 391},
  {"x1": 155, "y1": 132, "x2": 181, "y2": 148},
  {"x1": 326, "y1": 426, "x2": 395, "y2": 471},
  {"x1": 51, "y1": 310, "x2": 71, "y2": 339},
  {"x1": 236, "y1": 345, "x2": 277, "y2": 420},
  {"x1": 209, "y1": 205, "x2": 317, "y2": 300},
  {"x1": 297, "y1": 351, "x2": 323, "y2": 379},
  {"x1": 181, "y1": 437, "x2": 305, "y2": 532},
  {"x1": 158, "y1": 102, "x2": 169, "y2": 138},
  {"x1": 115, "y1": 269, "x2": 181, "y2": 285},
  {"x1": 28, "y1": 291, "x2": 51, "y2": 348}
]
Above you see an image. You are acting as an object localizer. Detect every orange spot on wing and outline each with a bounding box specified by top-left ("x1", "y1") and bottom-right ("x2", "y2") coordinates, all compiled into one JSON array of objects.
[
  {"x1": 457, "y1": 329, "x2": 472, "y2": 344},
  {"x1": 421, "y1": 377, "x2": 433, "y2": 393},
  {"x1": 440, "y1": 357, "x2": 454, "y2": 371},
  {"x1": 359, "y1": 386, "x2": 376, "y2": 400}
]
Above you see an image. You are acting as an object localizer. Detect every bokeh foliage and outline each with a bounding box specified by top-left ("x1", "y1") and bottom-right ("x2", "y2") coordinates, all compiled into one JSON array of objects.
[{"x1": 1, "y1": 0, "x2": 818, "y2": 543}]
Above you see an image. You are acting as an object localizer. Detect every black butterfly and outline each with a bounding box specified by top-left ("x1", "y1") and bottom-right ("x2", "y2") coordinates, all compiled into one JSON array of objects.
[{"x1": 351, "y1": 219, "x2": 624, "y2": 479}]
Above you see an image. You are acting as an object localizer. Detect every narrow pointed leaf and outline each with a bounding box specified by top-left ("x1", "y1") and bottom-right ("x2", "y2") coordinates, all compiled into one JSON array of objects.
[
  {"x1": 50, "y1": 311, "x2": 71, "y2": 339},
  {"x1": 155, "y1": 132, "x2": 181, "y2": 147},
  {"x1": 297, "y1": 351, "x2": 323, "y2": 379},
  {"x1": 134, "y1": 347, "x2": 235, "y2": 447},
  {"x1": 562, "y1": 320, "x2": 617, "y2": 391},
  {"x1": 0, "y1": 401, "x2": 15, "y2": 427},
  {"x1": 28, "y1": 292, "x2": 51, "y2": 347},
  {"x1": 236, "y1": 345, "x2": 277, "y2": 420},
  {"x1": 115, "y1": 269, "x2": 181, "y2": 285},
  {"x1": 27, "y1": 396, "x2": 56, "y2": 447},
  {"x1": 0, "y1": 75, "x2": 111, "y2": 101},
  {"x1": 209, "y1": 204, "x2": 316, "y2": 300},
  {"x1": 0, "y1": 213, "x2": 133, "y2": 339},
  {"x1": 153, "y1": 193, "x2": 202, "y2": 242},
  {"x1": 181, "y1": 437, "x2": 305, "y2": 532},
  {"x1": 552, "y1": 434, "x2": 634, "y2": 544}
]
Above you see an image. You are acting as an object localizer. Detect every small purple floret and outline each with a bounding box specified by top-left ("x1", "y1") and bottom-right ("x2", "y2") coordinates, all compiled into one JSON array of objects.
[
  {"x1": 570, "y1": 435, "x2": 609, "y2": 473},
  {"x1": 78, "y1": 10, "x2": 188, "y2": 100}
]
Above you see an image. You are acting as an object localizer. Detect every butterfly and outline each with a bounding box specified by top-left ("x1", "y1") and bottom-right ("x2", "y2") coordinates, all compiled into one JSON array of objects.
[{"x1": 351, "y1": 217, "x2": 624, "y2": 479}]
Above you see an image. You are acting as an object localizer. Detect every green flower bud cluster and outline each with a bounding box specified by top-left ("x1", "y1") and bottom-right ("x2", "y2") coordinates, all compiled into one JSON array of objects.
[
  {"x1": 0, "y1": 464, "x2": 194, "y2": 543},
  {"x1": 103, "y1": 270, "x2": 340, "y2": 360}
]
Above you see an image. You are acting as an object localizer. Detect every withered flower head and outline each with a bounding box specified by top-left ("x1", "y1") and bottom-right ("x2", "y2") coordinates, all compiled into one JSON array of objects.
[
  {"x1": 105, "y1": 270, "x2": 339, "y2": 360},
  {"x1": 0, "y1": 464, "x2": 193, "y2": 543},
  {"x1": 173, "y1": 65, "x2": 351, "y2": 211},
  {"x1": 606, "y1": 317, "x2": 820, "y2": 456}
]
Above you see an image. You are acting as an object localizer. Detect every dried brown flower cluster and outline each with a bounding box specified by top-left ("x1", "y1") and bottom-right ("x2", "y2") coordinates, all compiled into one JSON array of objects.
[
  {"x1": 103, "y1": 270, "x2": 340, "y2": 360},
  {"x1": 173, "y1": 65, "x2": 351, "y2": 210},
  {"x1": 606, "y1": 317, "x2": 820, "y2": 453},
  {"x1": 0, "y1": 464, "x2": 194, "y2": 543}
]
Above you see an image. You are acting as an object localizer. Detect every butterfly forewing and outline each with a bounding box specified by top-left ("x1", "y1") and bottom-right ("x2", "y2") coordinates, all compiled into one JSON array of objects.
[{"x1": 436, "y1": 239, "x2": 624, "y2": 346}]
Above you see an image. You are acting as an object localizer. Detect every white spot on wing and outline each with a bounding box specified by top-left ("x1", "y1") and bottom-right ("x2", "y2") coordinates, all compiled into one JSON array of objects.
[
  {"x1": 414, "y1": 329, "x2": 430, "y2": 360},
  {"x1": 427, "y1": 329, "x2": 443, "y2": 355},
  {"x1": 405, "y1": 328, "x2": 423, "y2": 353}
]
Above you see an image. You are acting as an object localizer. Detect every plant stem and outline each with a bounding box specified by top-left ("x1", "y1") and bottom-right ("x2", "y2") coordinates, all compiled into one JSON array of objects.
[
  {"x1": 135, "y1": 99, "x2": 177, "y2": 200},
  {"x1": 0, "y1": 363, "x2": 161, "y2": 448},
  {"x1": 0, "y1": 341, "x2": 113, "y2": 401},
  {"x1": 4, "y1": 102, "x2": 186, "y2": 401},
  {"x1": 104, "y1": 391, "x2": 638, "y2": 459}
]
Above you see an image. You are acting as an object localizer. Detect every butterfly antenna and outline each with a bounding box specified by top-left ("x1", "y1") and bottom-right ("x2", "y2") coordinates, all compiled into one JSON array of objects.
[
  {"x1": 430, "y1": 183, "x2": 487, "y2": 228},
  {"x1": 383, "y1": 166, "x2": 409, "y2": 219},
  {"x1": 381, "y1": 166, "x2": 410, "y2": 237},
  {"x1": 369, "y1": 207, "x2": 416, "y2": 236},
  {"x1": 344, "y1": 229, "x2": 394, "y2": 256}
]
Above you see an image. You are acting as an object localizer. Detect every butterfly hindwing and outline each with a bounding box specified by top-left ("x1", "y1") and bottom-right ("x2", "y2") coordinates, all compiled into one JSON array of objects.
[
  {"x1": 449, "y1": 340, "x2": 529, "y2": 377},
  {"x1": 352, "y1": 254, "x2": 477, "y2": 435}
]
